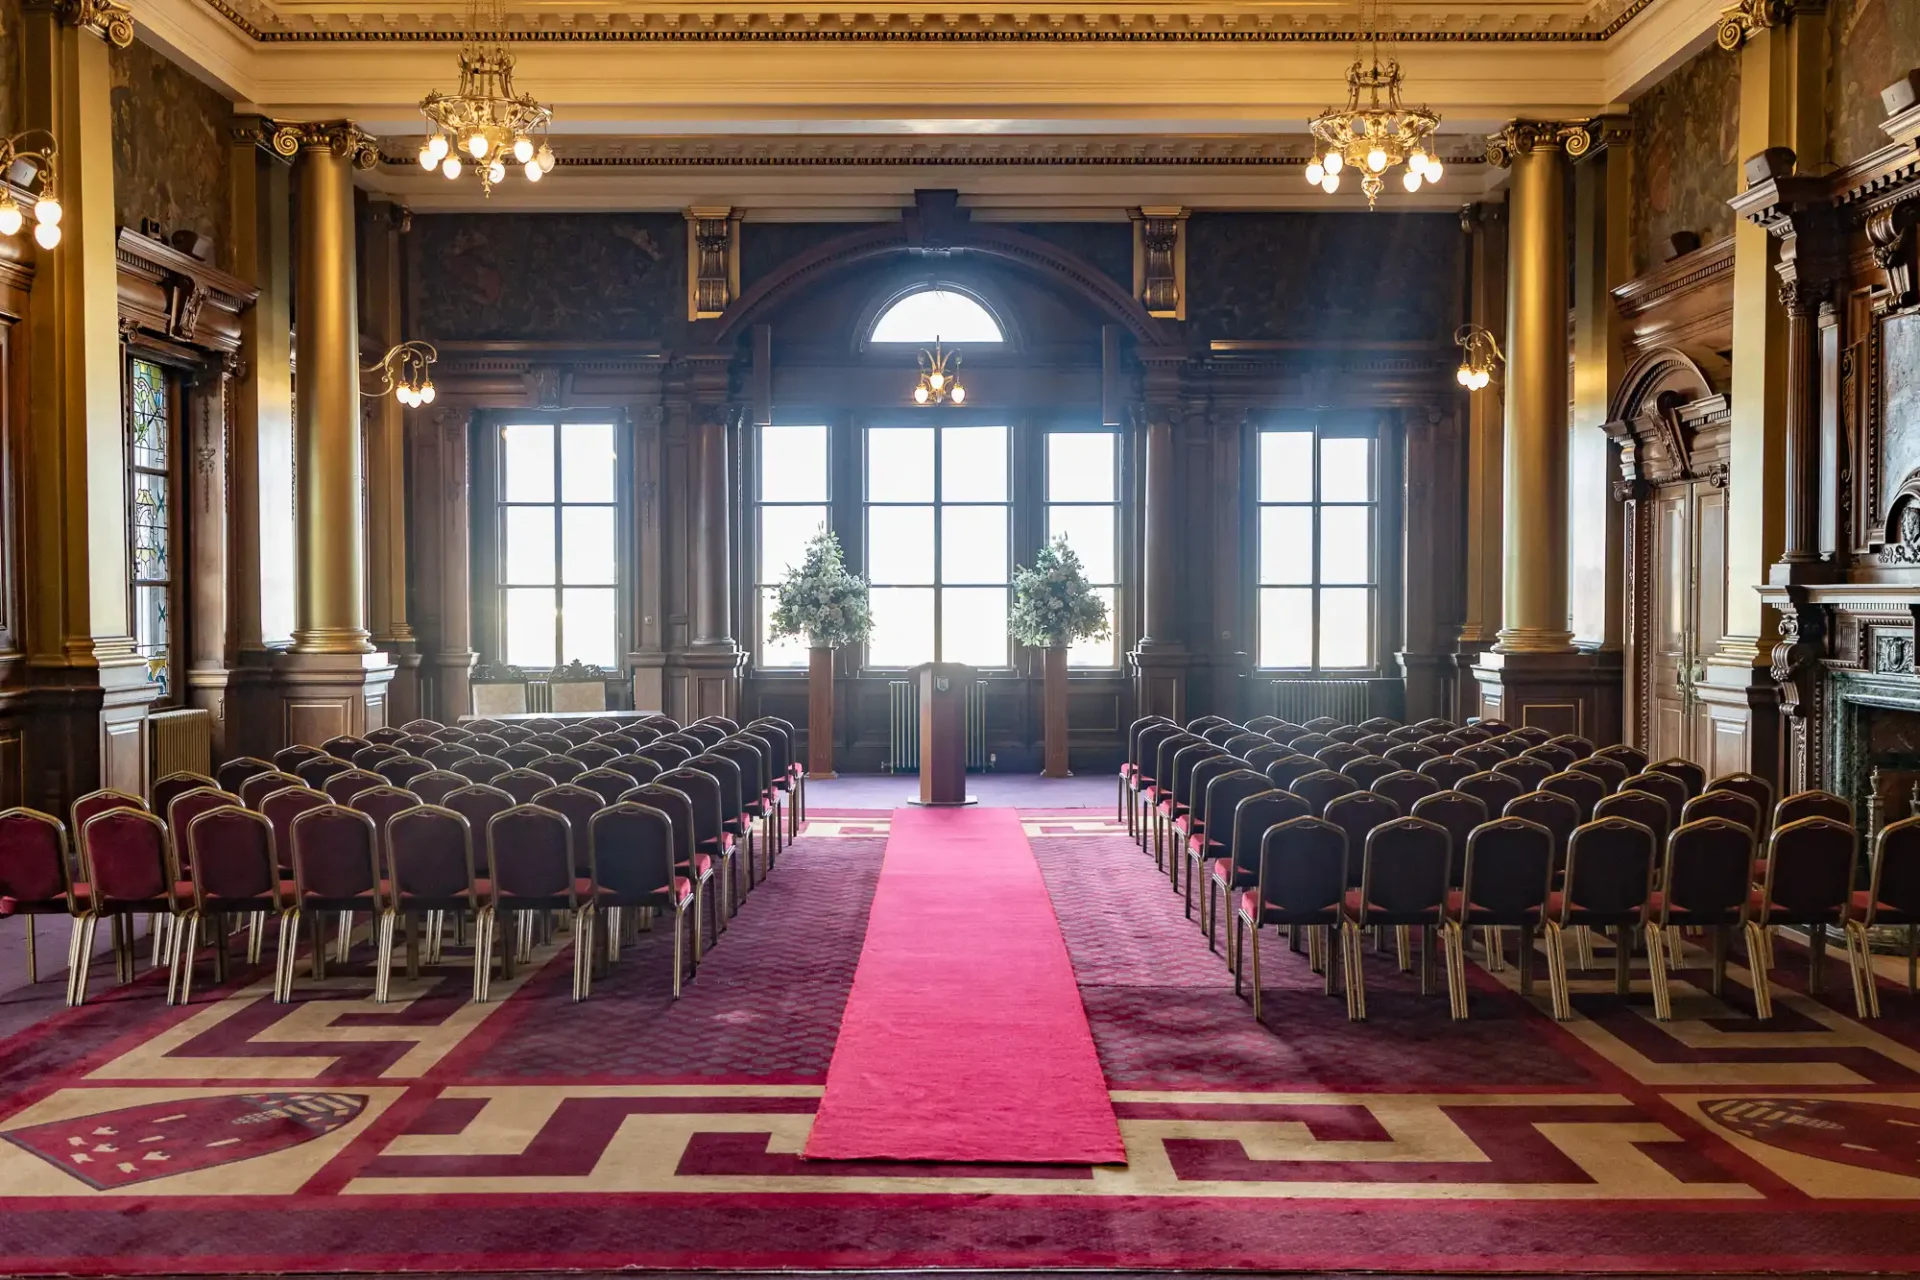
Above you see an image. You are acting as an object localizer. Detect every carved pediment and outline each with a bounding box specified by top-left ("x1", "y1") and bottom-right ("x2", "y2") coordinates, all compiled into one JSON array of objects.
[{"x1": 1602, "y1": 346, "x2": 1730, "y2": 487}]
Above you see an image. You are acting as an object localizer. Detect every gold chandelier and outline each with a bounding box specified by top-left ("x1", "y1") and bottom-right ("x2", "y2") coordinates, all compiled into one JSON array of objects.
[
  {"x1": 1305, "y1": 47, "x2": 1443, "y2": 209},
  {"x1": 417, "y1": 1, "x2": 555, "y2": 196},
  {"x1": 0, "y1": 130, "x2": 63, "y2": 249},
  {"x1": 913, "y1": 342, "x2": 966, "y2": 405}
]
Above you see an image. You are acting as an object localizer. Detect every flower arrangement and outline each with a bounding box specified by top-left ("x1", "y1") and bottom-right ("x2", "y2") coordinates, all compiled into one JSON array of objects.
[
  {"x1": 1009, "y1": 534, "x2": 1110, "y2": 649},
  {"x1": 768, "y1": 526, "x2": 874, "y2": 650}
]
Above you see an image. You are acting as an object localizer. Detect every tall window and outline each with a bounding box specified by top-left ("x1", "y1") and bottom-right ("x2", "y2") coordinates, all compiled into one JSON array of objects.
[
  {"x1": 128, "y1": 359, "x2": 172, "y2": 698},
  {"x1": 1047, "y1": 430, "x2": 1119, "y2": 667},
  {"x1": 755, "y1": 424, "x2": 830, "y2": 667},
  {"x1": 497, "y1": 421, "x2": 621, "y2": 670},
  {"x1": 864, "y1": 424, "x2": 1010, "y2": 668},
  {"x1": 1256, "y1": 422, "x2": 1377, "y2": 671}
]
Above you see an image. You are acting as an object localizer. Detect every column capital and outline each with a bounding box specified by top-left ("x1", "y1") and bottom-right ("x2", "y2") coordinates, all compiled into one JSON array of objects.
[
  {"x1": 1485, "y1": 120, "x2": 1593, "y2": 168},
  {"x1": 231, "y1": 115, "x2": 300, "y2": 165},
  {"x1": 1715, "y1": 0, "x2": 1825, "y2": 52},
  {"x1": 280, "y1": 121, "x2": 381, "y2": 169},
  {"x1": 22, "y1": 0, "x2": 133, "y2": 47}
]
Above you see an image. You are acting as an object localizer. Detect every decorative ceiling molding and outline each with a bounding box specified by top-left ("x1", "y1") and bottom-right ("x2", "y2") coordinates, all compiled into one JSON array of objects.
[{"x1": 201, "y1": 0, "x2": 1653, "y2": 42}]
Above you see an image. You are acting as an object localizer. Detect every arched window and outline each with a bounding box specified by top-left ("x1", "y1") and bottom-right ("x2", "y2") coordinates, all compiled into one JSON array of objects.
[{"x1": 869, "y1": 288, "x2": 1004, "y2": 344}]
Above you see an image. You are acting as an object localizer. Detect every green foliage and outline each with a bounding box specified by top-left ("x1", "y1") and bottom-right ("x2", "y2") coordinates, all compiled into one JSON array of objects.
[
  {"x1": 768, "y1": 526, "x2": 873, "y2": 650},
  {"x1": 1009, "y1": 534, "x2": 1110, "y2": 649}
]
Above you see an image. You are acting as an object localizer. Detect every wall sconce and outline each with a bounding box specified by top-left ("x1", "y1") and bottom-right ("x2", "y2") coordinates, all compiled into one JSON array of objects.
[
  {"x1": 362, "y1": 340, "x2": 438, "y2": 407},
  {"x1": 0, "y1": 130, "x2": 62, "y2": 250},
  {"x1": 913, "y1": 340, "x2": 965, "y2": 405},
  {"x1": 1454, "y1": 323, "x2": 1503, "y2": 391}
]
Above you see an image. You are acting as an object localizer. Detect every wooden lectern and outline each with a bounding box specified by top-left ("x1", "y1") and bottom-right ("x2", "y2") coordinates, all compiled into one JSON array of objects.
[{"x1": 909, "y1": 661, "x2": 975, "y2": 806}]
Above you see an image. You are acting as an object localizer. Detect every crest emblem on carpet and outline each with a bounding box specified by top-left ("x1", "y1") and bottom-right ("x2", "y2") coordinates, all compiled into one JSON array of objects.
[
  {"x1": 1703, "y1": 1097, "x2": 1920, "y2": 1179},
  {"x1": 3, "y1": 1092, "x2": 368, "y2": 1190}
]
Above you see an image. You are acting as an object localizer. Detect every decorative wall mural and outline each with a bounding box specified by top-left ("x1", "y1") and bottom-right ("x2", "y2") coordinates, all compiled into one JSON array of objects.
[
  {"x1": 408, "y1": 213, "x2": 686, "y2": 343},
  {"x1": 1831, "y1": 0, "x2": 1920, "y2": 169},
  {"x1": 108, "y1": 38, "x2": 232, "y2": 267},
  {"x1": 1630, "y1": 43, "x2": 1741, "y2": 276}
]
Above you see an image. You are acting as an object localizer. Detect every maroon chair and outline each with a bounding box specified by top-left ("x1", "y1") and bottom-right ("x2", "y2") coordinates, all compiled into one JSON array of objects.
[
  {"x1": 1290, "y1": 769, "x2": 1358, "y2": 817},
  {"x1": 556, "y1": 723, "x2": 603, "y2": 747},
  {"x1": 402, "y1": 718, "x2": 447, "y2": 733},
  {"x1": 1648, "y1": 757, "x2": 1707, "y2": 798},
  {"x1": 1207, "y1": 789, "x2": 1311, "y2": 960},
  {"x1": 1384, "y1": 743, "x2": 1439, "y2": 771},
  {"x1": 590, "y1": 803, "x2": 699, "y2": 995},
  {"x1": 349, "y1": 785, "x2": 421, "y2": 873},
  {"x1": 1314, "y1": 742, "x2": 1367, "y2": 773},
  {"x1": 1417, "y1": 756, "x2": 1477, "y2": 791},
  {"x1": 1707, "y1": 772, "x2": 1776, "y2": 837},
  {"x1": 1188, "y1": 768, "x2": 1268, "y2": 925},
  {"x1": 1854, "y1": 815, "x2": 1920, "y2": 1008},
  {"x1": 176, "y1": 808, "x2": 289, "y2": 1004},
  {"x1": 1345, "y1": 816, "x2": 1457, "y2": 1018},
  {"x1": 1203, "y1": 723, "x2": 1245, "y2": 747},
  {"x1": 1505, "y1": 788, "x2": 1582, "y2": 859},
  {"x1": 1227, "y1": 732, "x2": 1277, "y2": 758},
  {"x1": 484, "y1": 805, "x2": 595, "y2": 1001},
  {"x1": 1340, "y1": 756, "x2": 1395, "y2": 791},
  {"x1": 524, "y1": 732, "x2": 570, "y2": 754},
  {"x1": 622, "y1": 724, "x2": 667, "y2": 751},
  {"x1": 495, "y1": 769, "x2": 553, "y2": 806},
  {"x1": 152, "y1": 772, "x2": 217, "y2": 824},
  {"x1": 466, "y1": 733, "x2": 512, "y2": 757},
  {"x1": 531, "y1": 755, "x2": 586, "y2": 786},
  {"x1": 638, "y1": 742, "x2": 694, "y2": 772},
  {"x1": 453, "y1": 756, "x2": 512, "y2": 786},
  {"x1": 568, "y1": 741, "x2": 624, "y2": 771},
  {"x1": 1352, "y1": 734, "x2": 1397, "y2": 757},
  {"x1": 240, "y1": 770, "x2": 303, "y2": 810},
  {"x1": 1623, "y1": 770, "x2": 1692, "y2": 821},
  {"x1": 1236, "y1": 815, "x2": 1352, "y2": 1019},
  {"x1": 1244, "y1": 744, "x2": 1290, "y2": 774},
  {"x1": 385, "y1": 806, "x2": 489, "y2": 1001},
  {"x1": 272, "y1": 744, "x2": 326, "y2": 774},
  {"x1": 1445, "y1": 728, "x2": 1491, "y2": 750},
  {"x1": 1647, "y1": 815, "x2": 1757, "y2": 1018},
  {"x1": 1323, "y1": 792, "x2": 1401, "y2": 887},
  {"x1": 1385, "y1": 726, "x2": 1429, "y2": 746},
  {"x1": 624, "y1": 782, "x2": 714, "y2": 962},
  {"x1": 321, "y1": 734, "x2": 371, "y2": 761},
  {"x1": 1492, "y1": 756, "x2": 1552, "y2": 793},
  {"x1": 491, "y1": 724, "x2": 535, "y2": 745},
  {"x1": 1571, "y1": 755, "x2": 1630, "y2": 794},
  {"x1": 408, "y1": 770, "x2": 468, "y2": 808},
  {"x1": 1160, "y1": 742, "x2": 1226, "y2": 879},
  {"x1": 1594, "y1": 788, "x2": 1673, "y2": 853},
  {"x1": 1545, "y1": 817, "x2": 1657, "y2": 1019},
  {"x1": 1453, "y1": 816, "x2": 1556, "y2": 999},
  {"x1": 261, "y1": 786, "x2": 328, "y2": 873},
  {"x1": 576, "y1": 768, "x2": 637, "y2": 808},
  {"x1": 286, "y1": 805, "x2": 384, "y2": 998},
  {"x1": 216, "y1": 757, "x2": 278, "y2": 795},
  {"x1": 322, "y1": 769, "x2": 385, "y2": 806},
  {"x1": 1506, "y1": 725, "x2": 1550, "y2": 745},
  {"x1": 1753, "y1": 816, "x2": 1864, "y2": 1019},
  {"x1": 1324, "y1": 725, "x2": 1369, "y2": 746},
  {"x1": 523, "y1": 718, "x2": 566, "y2": 734},
  {"x1": 1455, "y1": 744, "x2": 1508, "y2": 773},
  {"x1": 351, "y1": 744, "x2": 409, "y2": 772},
  {"x1": 399, "y1": 734, "x2": 445, "y2": 757},
  {"x1": 1142, "y1": 729, "x2": 1203, "y2": 855},
  {"x1": 423, "y1": 742, "x2": 479, "y2": 768},
  {"x1": 1541, "y1": 770, "x2": 1606, "y2": 823},
  {"x1": 71, "y1": 808, "x2": 180, "y2": 1005},
  {"x1": 166, "y1": 788, "x2": 242, "y2": 877},
  {"x1": 375, "y1": 756, "x2": 436, "y2": 790},
  {"x1": 365, "y1": 726, "x2": 410, "y2": 747},
  {"x1": 1482, "y1": 734, "x2": 1529, "y2": 759},
  {"x1": 1358, "y1": 716, "x2": 1401, "y2": 734},
  {"x1": 1410, "y1": 790, "x2": 1488, "y2": 886},
  {"x1": 1595, "y1": 743, "x2": 1649, "y2": 774},
  {"x1": 72, "y1": 788, "x2": 145, "y2": 847},
  {"x1": 639, "y1": 714, "x2": 681, "y2": 732},
  {"x1": 1300, "y1": 716, "x2": 1341, "y2": 733},
  {"x1": 1550, "y1": 734, "x2": 1596, "y2": 758},
  {"x1": 0, "y1": 808, "x2": 80, "y2": 986},
  {"x1": 1523, "y1": 743, "x2": 1579, "y2": 773},
  {"x1": 1371, "y1": 770, "x2": 1439, "y2": 814},
  {"x1": 608, "y1": 754, "x2": 664, "y2": 789},
  {"x1": 496, "y1": 743, "x2": 547, "y2": 769},
  {"x1": 1176, "y1": 755, "x2": 1247, "y2": 897},
  {"x1": 533, "y1": 784, "x2": 606, "y2": 876},
  {"x1": 1777, "y1": 789, "x2": 1853, "y2": 831},
  {"x1": 657, "y1": 768, "x2": 735, "y2": 928},
  {"x1": 1455, "y1": 770, "x2": 1523, "y2": 817},
  {"x1": 296, "y1": 756, "x2": 354, "y2": 790},
  {"x1": 1286, "y1": 732, "x2": 1334, "y2": 755},
  {"x1": 1681, "y1": 788, "x2": 1761, "y2": 839},
  {"x1": 585, "y1": 716, "x2": 627, "y2": 733},
  {"x1": 1263, "y1": 753, "x2": 1320, "y2": 793}
]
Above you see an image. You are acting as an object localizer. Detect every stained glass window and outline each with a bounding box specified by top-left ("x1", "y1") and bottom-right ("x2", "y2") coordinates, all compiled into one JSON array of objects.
[{"x1": 129, "y1": 359, "x2": 171, "y2": 696}]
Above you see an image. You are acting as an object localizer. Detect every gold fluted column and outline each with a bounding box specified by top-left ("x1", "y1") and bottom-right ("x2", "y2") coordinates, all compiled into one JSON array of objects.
[
  {"x1": 20, "y1": 0, "x2": 155, "y2": 805},
  {"x1": 277, "y1": 122, "x2": 393, "y2": 741},
  {"x1": 362, "y1": 198, "x2": 421, "y2": 725}
]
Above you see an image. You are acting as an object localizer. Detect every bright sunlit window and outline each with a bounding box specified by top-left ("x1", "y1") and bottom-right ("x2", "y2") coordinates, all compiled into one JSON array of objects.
[
  {"x1": 756, "y1": 424, "x2": 830, "y2": 667},
  {"x1": 864, "y1": 424, "x2": 1010, "y2": 668},
  {"x1": 497, "y1": 421, "x2": 621, "y2": 671},
  {"x1": 1256, "y1": 422, "x2": 1377, "y2": 671},
  {"x1": 1047, "y1": 431, "x2": 1119, "y2": 667},
  {"x1": 869, "y1": 289, "x2": 1004, "y2": 344}
]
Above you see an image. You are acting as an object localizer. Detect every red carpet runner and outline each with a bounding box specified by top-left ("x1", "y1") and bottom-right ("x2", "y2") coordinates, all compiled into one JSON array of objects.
[{"x1": 804, "y1": 805, "x2": 1125, "y2": 1164}]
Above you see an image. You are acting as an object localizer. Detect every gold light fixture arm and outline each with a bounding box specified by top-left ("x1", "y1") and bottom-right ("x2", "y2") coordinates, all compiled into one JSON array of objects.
[
  {"x1": 1454, "y1": 323, "x2": 1504, "y2": 391},
  {"x1": 0, "y1": 130, "x2": 63, "y2": 249},
  {"x1": 912, "y1": 340, "x2": 966, "y2": 406},
  {"x1": 362, "y1": 340, "x2": 439, "y2": 407}
]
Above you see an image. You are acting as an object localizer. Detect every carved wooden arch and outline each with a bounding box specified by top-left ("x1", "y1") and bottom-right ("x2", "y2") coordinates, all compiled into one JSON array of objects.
[
  {"x1": 1603, "y1": 345, "x2": 1730, "y2": 488},
  {"x1": 700, "y1": 220, "x2": 1171, "y2": 348}
]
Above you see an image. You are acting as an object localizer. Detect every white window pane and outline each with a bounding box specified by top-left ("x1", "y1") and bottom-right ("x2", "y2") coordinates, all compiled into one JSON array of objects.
[
  {"x1": 1259, "y1": 507, "x2": 1312, "y2": 585},
  {"x1": 866, "y1": 505, "x2": 934, "y2": 584},
  {"x1": 503, "y1": 587, "x2": 556, "y2": 668},
  {"x1": 1048, "y1": 505, "x2": 1115, "y2": 584},
  {"x1": 560, "y1": 587, "x2": 618, "y2": 668},
  {"x1": 1048, "y1": 433, "x2": 1115, "y2": 503},
  {"x1": 1321, "y1": 437, "x2": 1373, "y2": 502},
  {"x1": 942, "y1": 587, "x2": 1008, "y2": 667},
  {"x1": 870, "y1": 289, "x2": 1004, "y2": 343},
  {"x1": 759, "y1": 504, "x2": 828, "y2": 583},
  {"x1": 867, "y1": 428, "x2": 935, "y2": 502},
  {"x1": 502, "y1": 507, "x2": 555, "y2": 584},
  {"x1": 561, "y1": 506, "x2": 618, "y2": 585},
  {"x1": 867, "y1": 586, "x2": 935, "y2": 667},
  {"x1": 760, "y1": 426, "x2": 829, "y2": 502},
  {"x1": 942, "y1": 426, "x2": 1007, "y2": 502},
  {"x1": 1068, "y1": 586, "x2": 1117, "y2": 668},
  {"x1": 1319, "y1": 588, "x2": 1371, "y2": 669},
  {"x1": 759, "y1": 586, "x2": 811, "y2": 668},
  {"x1": 1259, "y1": 587, "x2": 1313, "y2": 668},
  {"x1": 501, "y1": 424, "x2": 554, "y2": 503},
  {"x1": 942, "y1": 505, "x2": 1008, "y2": 585},
  {"x1": 1260, "y1": 431, "x2": 1312, "y2": 503},
  {"x1": 561, "y1": 423, "x2": 617, "y2": 503},
  {"x1": 1319, "y1": 507, "x2": 1371, "y2": 585}
]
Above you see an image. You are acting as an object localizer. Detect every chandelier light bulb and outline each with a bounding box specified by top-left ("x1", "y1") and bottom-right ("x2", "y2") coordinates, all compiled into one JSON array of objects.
[
  {"x1": 1475, "y1": 370, "x2": 1491, "y2": 390},
  {"x1": 467, "y1": 132, "x2": 489, "y2": 159},
  {"x1": 418, "y1": 143, "x2": 437, "y2": 169},
  {"x1": 398, "y1": 386, "x2": 417, "y2": 407},
  {"x1": 33, "y1": 220, "x2": 59, "y2": 249},
  {"x1": 420, "y1": 382, "x2": 436, "y2": 405},
  {"x1": 950, "y1": 384, "x2": 965, "y2": 404},
  {"x1": 524, "y1": 161, "x2": 543, "y2": 182},
  {"x1": 537, "y1": 143, "x2": 555, "y2": 173},
  {"x1": 487, "y1": 160, "x2": 506, "y2": 184},
  {"x1": 1403, "y1": 169, "x2": 1423, "y2": 192},
  {"x1": 1305, "y1": 161, "x2": 1325, "y2": 185},
  {"x1": 913, "y1": 384, "x2": 930, "y2": 405},
  {"x1": 1324, "y1": 150, "x2": 1343, "y2": 175},
  {"x1": 1367, "y1": 147, "x2": 1388, "y2": 172},
  {"x1": 1425, "y1": 158, "x2": 1444, "y2": 183},
  {"x1": 1457, "y1": 366, "x2": 1474, "y2": 387},
  {"x1": 0, "y1": 197, "x2": 20, "y2": 238},
  {"x1": 33, "y1": 197, "x2": 61, "y2": 227},
  {"x1": 1408, "y1": 148, "x2": 1429, "y2": 174},
  {"x1": 442, "y1": 155, "x2": 463, "y2": 179},
  {"x1": 427, "y1": 133, "x2": 450, "y2": 162},
  {"x1": 1321, "y1": 172, "x2": 1340, "y2": 194},
  {"x1": 513, "y1": 135, "x2": 534, "y2": 163},
  {"x1": 928, "y1": 371, "x2": 945, "y2": 391}
]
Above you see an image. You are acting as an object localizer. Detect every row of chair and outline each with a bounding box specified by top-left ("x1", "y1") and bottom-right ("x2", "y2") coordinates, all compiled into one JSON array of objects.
[
  {"x1": 1121, "y1": 712, "x2": 1910, "y2": 1025},
  {"x1": 0, "y1": 712, "x2": 807, "y2": 1007}
]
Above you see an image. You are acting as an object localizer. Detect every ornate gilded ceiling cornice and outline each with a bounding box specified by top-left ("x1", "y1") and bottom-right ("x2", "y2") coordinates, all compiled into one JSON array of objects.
[
  {"x1": 24, "y1": 0, "x2": 134, "y2": 46},
  {"x1": 202, "y1": 0, "x2": 1655, "y2": 43},
  {"x1": 1483, "y1": 119, "x2": 1593, "y2": 167}
]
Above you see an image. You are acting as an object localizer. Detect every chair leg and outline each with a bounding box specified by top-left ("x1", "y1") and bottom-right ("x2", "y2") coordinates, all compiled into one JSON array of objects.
[
  {"x1": 1517, "y1": 925, "x2": 1535, "y2": 997},
  {"x1": 1183, "y1": 848, "x2": 1195, "y2": 920},
  {"x1": 1808, "y1": 924, "x2": 1828, "y2": 996},
  {"x1": 1206, "y1": 879, "x2": 1218, "y2": 953},
  {"x1": 1232, "y1": 913, "x2": 1244, "y2": 999},
  {"x1": 22, "y1": 916, "x2": 34, "y2": 984},
  {"x1": 403, "y1": 912, "x2": 420, "y2": 983},
  {"x1": 1342, "y1": 921, "x2": 1367, "y2": 1021},
  {"x1": 1613, "y1": 924, "x2": 1633, "y2": 996},
  {"x1": 1481, "y1": 924, "x2": 1503, "y2": 972},
  {"x1": 1544, "y1": 921, "x2": 1571, "y2": 1021},
  {"x1": 1909, "y1": 924, "x2": 1917, "y2": 995},
  {"x1": 1845, "y1": 918, "x2": 1878, "y2": 1019},
  {"x1": 1645, "y1": 922, "x2": 1672, "y2": 1021},
  {"x1": 572, "y1": 910, "x2": 593, "y2": 1002},
  {"x1": 149, "y1": 912, "x2": 168, "y2": 970},
  {"x1": 1745, "y1": 919, "x2": 1774, "y2": 1020},
  {"x1": 1248, "y1": 919, "x2": 1262, "y2": 1022},
  {"x1": 672, "y1": 902, "x2": 687, "y2": 998},
  {"x1": 168, "y1": 914, "x2": 199, "y2": 1006},
  {"x1": 1321, "y1": 925, "x2": 1338, "y2": 998},
  {"x1": 310, "y1": 913, "x2": 328, "y2": 980},
  {"x1": 1396, "y1": 924, "x2": 1411, "y2": 973},
  {"x1": 373, "y1": 910, "x2": 395, "y2": 1004},
  {"x1": 1711, "y1": 926, "x2": 1730, "y2": 998},
  {"x1": 1576, "y1": 924, "x2": 1594, "y2": 972},
  {"x1": 1441, "y1": 921, "x2": 1468, "y2": 1020},
  {"x1": 275, "y1": 910, "x2": 299, "y2": 1003},
  {"x1": 336, "y1": 910, "x2": 354, "y2": 964},
  {"x1": 692, "y1": 880, "x2": 706, "y2": 965},
  {"x1": 1306, "y1": 920, "x2": 1324, "y2": 975}
]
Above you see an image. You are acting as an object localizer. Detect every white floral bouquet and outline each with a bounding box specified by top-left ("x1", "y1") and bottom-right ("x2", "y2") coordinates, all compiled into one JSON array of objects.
[
  {"x1": 1009, "y1": 534, "x2": 1110, "y2": 649},
  {"x1": 769, "y1": 526, "x2": 874, "y2": 650}
]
